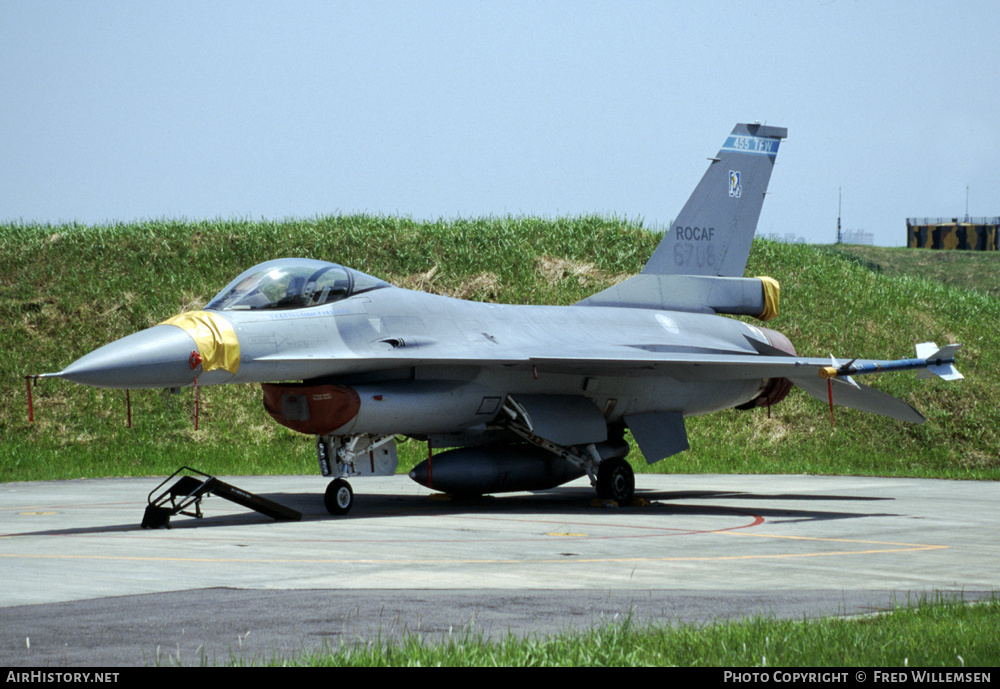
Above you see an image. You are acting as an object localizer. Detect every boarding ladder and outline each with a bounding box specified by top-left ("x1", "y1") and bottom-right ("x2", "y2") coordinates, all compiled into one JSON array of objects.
[{"x1": 141, "y1": 466, "x2": 302, "y2": 528}]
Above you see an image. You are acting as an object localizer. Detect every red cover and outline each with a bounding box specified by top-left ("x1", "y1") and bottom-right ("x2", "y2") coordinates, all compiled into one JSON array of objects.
[{"x1": 261, "y1": 383, "x2": 361, "y2": 435}]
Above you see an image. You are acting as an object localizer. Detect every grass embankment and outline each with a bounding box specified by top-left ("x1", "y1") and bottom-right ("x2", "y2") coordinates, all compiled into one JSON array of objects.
[
  {"x1": 2, "y1": 217, "x2": 998, "y2": 482},
  {"x1": 833, "y1": 244, "x2": 1000, "y2": 300},
  {"x1": 263, "y1": 595, "x2": 999, "y2": 667}
]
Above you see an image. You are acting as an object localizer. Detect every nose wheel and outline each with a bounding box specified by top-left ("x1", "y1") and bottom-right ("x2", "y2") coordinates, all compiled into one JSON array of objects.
[{"x1": 324, "y1": 478, "x2": 354, "y2": 515}]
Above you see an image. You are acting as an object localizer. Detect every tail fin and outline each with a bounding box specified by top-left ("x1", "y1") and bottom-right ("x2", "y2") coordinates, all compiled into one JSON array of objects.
[
  {"x1": 643, "y1": 123, "x2": 787, "y2": 277},
  {"x1": 915, "y1": 342, "x2": 964, "y2": 381}
]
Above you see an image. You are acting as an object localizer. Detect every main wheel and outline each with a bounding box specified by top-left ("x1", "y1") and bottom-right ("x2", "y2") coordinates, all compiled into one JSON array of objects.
[
  {"x1": 324, "y1": 478, "x2": 354, "y2": 516},
  {"x1": 596, "y1": 458, "x2": 635, "y2": 504}
]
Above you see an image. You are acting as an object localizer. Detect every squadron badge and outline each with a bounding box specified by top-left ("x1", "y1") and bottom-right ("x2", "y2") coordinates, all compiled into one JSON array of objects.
[{"x1": 729, "y1": 170, "x2": 742, "y2": 198}]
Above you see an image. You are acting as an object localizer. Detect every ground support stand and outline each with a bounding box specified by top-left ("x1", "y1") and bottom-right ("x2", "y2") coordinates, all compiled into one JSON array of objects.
[{"x1": 142, "y1": 466, "x2": 302, "y2": 528}]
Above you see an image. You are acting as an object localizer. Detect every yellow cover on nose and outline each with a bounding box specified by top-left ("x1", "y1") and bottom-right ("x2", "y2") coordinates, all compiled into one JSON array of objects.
[{"x1": 159, "y1": 311, "x2": 241, "y2": 374}]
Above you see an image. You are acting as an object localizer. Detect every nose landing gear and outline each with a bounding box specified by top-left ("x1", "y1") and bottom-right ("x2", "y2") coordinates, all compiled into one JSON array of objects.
[{"x1": 324, "y1": 478, "x2": 354, "y2": 516}]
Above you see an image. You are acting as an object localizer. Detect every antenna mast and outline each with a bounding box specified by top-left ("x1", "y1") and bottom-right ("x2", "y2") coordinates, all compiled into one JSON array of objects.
[{"x1": 837, "y1": 187, "x2": 842, "y2": 244}]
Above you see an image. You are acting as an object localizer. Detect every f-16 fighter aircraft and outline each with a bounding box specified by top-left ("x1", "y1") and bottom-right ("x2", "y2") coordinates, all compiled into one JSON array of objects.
[{"x1": 40, "y1": 124, "x2": 962, "y2": 515}]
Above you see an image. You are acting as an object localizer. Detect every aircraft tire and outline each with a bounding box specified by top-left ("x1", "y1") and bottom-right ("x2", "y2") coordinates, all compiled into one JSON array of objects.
[
  {"x1": 596, "y1": 458, "x2": 635, "y2": 504},
  {"x1": 325, "y1": 478, "x2": 354, "y2": 516}
]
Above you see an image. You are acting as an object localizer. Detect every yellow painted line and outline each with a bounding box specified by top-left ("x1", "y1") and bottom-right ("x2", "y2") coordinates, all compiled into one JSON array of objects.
[
  {"x1": 545, "y1": 532, "x2": 589, "y2": 538},
  {"x1": 0, "y1": 541, "x2": 947, "y2": 566},
  {"x1": 718, "y1": 530, "x2": 949, "y2": 549}
]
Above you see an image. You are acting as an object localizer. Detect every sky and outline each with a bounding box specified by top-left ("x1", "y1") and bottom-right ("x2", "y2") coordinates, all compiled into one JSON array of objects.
[{"x1": 2, "y1": 1, "x2": 998, "y2": 246}]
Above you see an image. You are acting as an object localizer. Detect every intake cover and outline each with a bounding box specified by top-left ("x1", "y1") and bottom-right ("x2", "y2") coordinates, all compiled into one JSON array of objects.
[{"x1": 262, "y1": 383, "x2": 361, "y2": 435}]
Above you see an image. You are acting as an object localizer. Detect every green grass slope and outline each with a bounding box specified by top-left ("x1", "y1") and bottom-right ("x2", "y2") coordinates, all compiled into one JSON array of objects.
[
  {"x1": 2, "y1": 217, "x2": 997, "y2": 482},
  {"x1": 272, "y1": 595, "x2": 1000, "y2": 667},
  {"x1": 832, "y1": 243, "x2": 1000, "y2": 300}
]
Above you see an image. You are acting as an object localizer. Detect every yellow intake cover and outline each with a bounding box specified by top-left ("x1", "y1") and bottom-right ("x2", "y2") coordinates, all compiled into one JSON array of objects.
[
  {"x1": 159, "y1": 310, "x2": 241, "y2": 374},
  {"x1": 756, "y1": 276, "x2": 780, "y2": 321}
]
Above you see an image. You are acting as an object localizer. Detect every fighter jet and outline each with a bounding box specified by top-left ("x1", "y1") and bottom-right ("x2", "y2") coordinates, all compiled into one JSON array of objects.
[{"x1": 39, "y1": 124, "x2": 962, "y2": 515}]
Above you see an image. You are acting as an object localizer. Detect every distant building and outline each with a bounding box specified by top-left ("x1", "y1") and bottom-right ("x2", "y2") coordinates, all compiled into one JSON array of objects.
[
  {"x1": 907, "y1": 217, "x2": 999, "y2": 250},
  {"x1": 841, "y1": 229, "x2": 874, "y2": 245},
  {"x1": 762, "y1": 232, "x2": 806, "y2": 244}
]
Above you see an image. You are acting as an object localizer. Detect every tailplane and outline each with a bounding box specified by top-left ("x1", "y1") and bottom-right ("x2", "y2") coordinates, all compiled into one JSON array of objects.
[{"x1": 643, "y1": 122, "x2": 786, "y2": 277}]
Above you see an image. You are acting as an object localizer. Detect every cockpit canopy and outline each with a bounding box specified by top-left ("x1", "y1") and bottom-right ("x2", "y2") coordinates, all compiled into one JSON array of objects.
[{"x1": 206, "y1": 258, "x2": 389, "y2": 312}]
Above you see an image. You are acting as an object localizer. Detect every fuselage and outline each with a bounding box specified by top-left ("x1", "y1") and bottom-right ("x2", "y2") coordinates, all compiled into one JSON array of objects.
[{"x1": 51, "y1": 259, "x2": 787, "y2": 443}]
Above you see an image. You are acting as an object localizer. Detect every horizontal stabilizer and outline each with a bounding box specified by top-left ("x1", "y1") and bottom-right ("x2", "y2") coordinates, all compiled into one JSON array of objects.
[{"x1": 791, "y1": 375, "x2": 926, "y2": 424}]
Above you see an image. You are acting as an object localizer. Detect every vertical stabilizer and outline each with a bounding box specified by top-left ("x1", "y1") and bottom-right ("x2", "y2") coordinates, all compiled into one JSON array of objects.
[{"x1": 643, "y1": 123, "x2": 786, "y2": 277}]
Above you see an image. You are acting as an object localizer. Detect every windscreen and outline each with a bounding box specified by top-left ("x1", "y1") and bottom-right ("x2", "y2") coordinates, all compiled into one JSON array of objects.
[{"x1": 206, "y1": 258, "x2": 387, "y2": 311}]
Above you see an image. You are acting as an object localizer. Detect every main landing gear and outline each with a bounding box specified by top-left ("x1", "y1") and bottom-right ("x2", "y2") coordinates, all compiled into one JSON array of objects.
[
  {"x1": 500, "y1": 401, "x2": 637, "y2": 504},
  {"x1": 315, "y1": 422, "x2": 639, "y2": 515},
  {"x1": 595, "y1": 457, "x2": 635, "y2": 503}
]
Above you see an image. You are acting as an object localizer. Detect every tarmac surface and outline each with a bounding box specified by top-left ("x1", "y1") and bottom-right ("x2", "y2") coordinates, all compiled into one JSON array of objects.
[{"x1": 1, "y1": 473, "x2": 997, "y2": 666}]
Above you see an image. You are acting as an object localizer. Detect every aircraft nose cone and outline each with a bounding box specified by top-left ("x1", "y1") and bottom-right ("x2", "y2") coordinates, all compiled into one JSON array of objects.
[{"x1": 58, "y1": 325, "x2": 201, "y2": 389}]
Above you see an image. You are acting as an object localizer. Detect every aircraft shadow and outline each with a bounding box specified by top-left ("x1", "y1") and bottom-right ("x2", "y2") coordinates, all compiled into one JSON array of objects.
[
  {"x1": 650, "y1": 489, "x2": 892, "y2": 502},
  {"x1": 267, "y1": 486, "x2": 900, "y2": 525},
  {"x1": 4, "y1": 486, "x2": 900, "y2": 538}
]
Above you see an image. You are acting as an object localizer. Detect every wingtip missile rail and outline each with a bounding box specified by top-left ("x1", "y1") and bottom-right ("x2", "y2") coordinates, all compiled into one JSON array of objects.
[{"x1": 818, "y1": 342, "x2": 963, "y2": 383}]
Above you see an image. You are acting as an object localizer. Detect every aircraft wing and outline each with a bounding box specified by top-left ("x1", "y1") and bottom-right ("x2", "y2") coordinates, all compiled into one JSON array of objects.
[
  {"x1": 253, "y1": 347, "x2": 530, "y2": 372},
  {"x1": 527, "y1": 350, "x2": 832, "y2": 378},
  {"x1": 256, "y1": 340, "x2": 953, "y2": 425},
  {"x1": 527, "y1": 347, "x2": 952, "y2": 424},
  {"x1": 256, "y1": 343, "x2": 829, "y2": 377}
]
